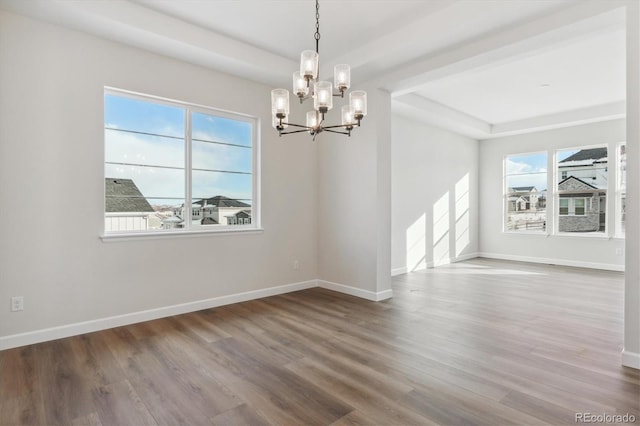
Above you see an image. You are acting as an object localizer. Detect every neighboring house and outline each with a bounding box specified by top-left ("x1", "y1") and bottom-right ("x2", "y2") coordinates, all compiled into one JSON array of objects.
[
  {"x1": 173, "y1": 195, "x2": 252, "y2": 226},
  {"x1": 508, "y1": 186, "x2": 541, "y2": 212},
  {"x1": 227, "y1": 210, "x2": 252, "y2": 225},
  {"x1": 557, "y1": 176, "x2": 605, "y2": 232},
  {"x1": 558, "y1": 147, "x2": 608, "y2": 188},
  {"x1": 558, "y1": 148, "x2": 608, "y2": 232},
  {"x1": 104, "y1": 178, "x2": 156, "y2": 232}
]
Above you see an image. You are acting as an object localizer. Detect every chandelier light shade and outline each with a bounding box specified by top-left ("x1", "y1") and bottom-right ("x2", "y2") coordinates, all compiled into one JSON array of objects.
[
  {"x1": 306, "y1": 110, "x2": 320, "y2": 129},
  {"x1": 334, "y1": 64, "x2": 350, "y2": 92},
  {"x1": 271, "y1": 88, "x2": 290, "y2": 117},
  {"x1": 349, "y1": 90, "x2": 367, "y2": 119},
  {"x1": 271, "y1": 0, "x2": 366, "y2": 140},
  {"x1": 293, "y1": 71, "x2": 308, "y2": 98},
  {"x1": 314, "y1": 81, "x2": 333, "y2": 112},
  {"x1": 300, "y1": 50, "x2": 319, "y2": 81},
  {"x1": 341, "y1": 105, "x2": 355, "y2": 129}
]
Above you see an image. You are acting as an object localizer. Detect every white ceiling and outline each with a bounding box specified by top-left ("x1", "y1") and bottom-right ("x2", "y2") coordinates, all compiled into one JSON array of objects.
[
  {"x1": 0, "y1": 0, "x2": 627, "y2": 139},
  {"x1": 414, "y1": 28, "x2": 625, "y2": 124}
]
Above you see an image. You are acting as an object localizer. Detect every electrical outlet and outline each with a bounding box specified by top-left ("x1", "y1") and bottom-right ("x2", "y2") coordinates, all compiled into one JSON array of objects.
[
  {"x1": 10, "y1": 296, "x2": 24, "y2": 312},
  {"x1": 293, "y1": 260, "x2": 300, "y2": 270},
  {"x1": 616, "y1": 248, "x2": 623, "y2": 256}
]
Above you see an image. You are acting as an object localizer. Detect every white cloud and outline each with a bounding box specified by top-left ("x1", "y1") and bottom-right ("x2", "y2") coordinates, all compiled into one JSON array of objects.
[{"x1": 506, "y1": 159, "x2": 547, "y2": 191}]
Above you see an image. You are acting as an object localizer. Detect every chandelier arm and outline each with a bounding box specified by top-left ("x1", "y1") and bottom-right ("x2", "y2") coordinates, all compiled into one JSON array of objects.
[
  {"x1": 281, "y1": 122, "x2": 312, "y2": 129},
  {"x1": 322, "y1": 124, "x2": 352, "y2": 130},
  {"x1": 278, "y1": 129, "x2": 313, "y2": 135},
  {"x1": 323, "y1": 129, "x2": 351, "y2": 135}
]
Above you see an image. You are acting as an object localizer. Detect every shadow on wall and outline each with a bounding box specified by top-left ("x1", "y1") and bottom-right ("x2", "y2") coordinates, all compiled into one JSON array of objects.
[{"x1": 405, "y1": 173, "x2": 471, "y2": 272}]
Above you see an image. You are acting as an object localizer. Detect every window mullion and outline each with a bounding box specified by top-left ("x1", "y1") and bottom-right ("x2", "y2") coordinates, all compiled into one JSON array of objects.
[{"x1": 185, "y1": 108, "x2": 193, "y2": 230}]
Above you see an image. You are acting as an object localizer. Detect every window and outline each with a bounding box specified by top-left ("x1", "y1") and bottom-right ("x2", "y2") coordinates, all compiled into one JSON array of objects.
[
  {"x1": 104, "y1": 89, "x2": 258, "y2": 235},
  {"x1": 618, "y1": 143, "x2": 626, "y2": 236},
  {"x1": 556, "y1": 146, "x2": 607, "y2": 234},
  {"x1": 504, "y1": 152, "x2": 547, "y2": 232},
  {"x1": 559, "y1": 198, "x2": 569, "y2": 215}
]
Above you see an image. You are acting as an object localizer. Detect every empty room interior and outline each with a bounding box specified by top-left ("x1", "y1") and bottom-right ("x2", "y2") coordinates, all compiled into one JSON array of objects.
[{"x1": 0, "y1": 0, "x2": 639, "y2": 425}]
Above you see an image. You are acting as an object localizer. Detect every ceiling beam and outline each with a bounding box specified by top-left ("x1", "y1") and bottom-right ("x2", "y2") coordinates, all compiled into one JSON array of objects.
[
  {"x1": 0, "y1": 0, "x2": 297, "y2": 87},
  {"x1": 394, "y1": 96, "x2": 625, "y2": 140},
  {"x1": 490, "y1": 101, "x2": 626, "y2": 137},
  {"x1": 393, "y1": 94, "x2": 491, "y2": 139},
  {"x1": 376, "y1": 0, "x2": 627, "y2": 96}
]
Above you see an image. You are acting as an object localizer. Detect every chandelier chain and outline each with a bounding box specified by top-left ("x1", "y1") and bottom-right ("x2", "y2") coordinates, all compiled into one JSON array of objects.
[{"x1": 314, "y1": 0, "x2": 320, "y2": 53}]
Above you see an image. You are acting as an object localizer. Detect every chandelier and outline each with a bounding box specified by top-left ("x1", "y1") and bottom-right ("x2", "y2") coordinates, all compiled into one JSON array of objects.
[{"x1": 271, "y1": 0, "x2": 367, "y2": 140}]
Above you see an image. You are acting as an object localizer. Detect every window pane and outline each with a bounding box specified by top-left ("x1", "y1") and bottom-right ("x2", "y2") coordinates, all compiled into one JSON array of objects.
[
  {"x1": 105, "y1": 94, "x2": 186, "y2": 233},
  {"x1": 505, "y1": 153, "x2": 547, "y2": 232},
  {"x1": 557, "y1": 147, "x2": 607, "y2": 233},
  {"x1": 191, "y1": 111, "x2": 253, "y2": 228}
]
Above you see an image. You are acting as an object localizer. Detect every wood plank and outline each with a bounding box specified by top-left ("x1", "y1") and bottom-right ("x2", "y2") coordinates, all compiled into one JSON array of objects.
[
  {"x1": 0, "y1": 258, "x2": 637, "y2": 425},
  {"x1": 35, "y1": 340, "x2": 96, "y2": 425},
  {"x1": 210, "y1": 403, "x2": 270, "y2": 426},
  {"x1": 0, "y1": 346, "x2": 45, "y2": 425},
  {"x1": 90, "y1": 380, "x2": 157, "y2": 426}
]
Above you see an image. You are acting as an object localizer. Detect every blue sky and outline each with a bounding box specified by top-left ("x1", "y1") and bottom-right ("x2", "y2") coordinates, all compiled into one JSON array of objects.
[
  {"x1": 506, "y1": 152, "x2": 548, "y2": 191},
  {"x1": 105, "y1": 94, "x2": 253, "y2": 207},
  {"x1": 505, "y1": 150, "x2": 591, "y2": 191}
]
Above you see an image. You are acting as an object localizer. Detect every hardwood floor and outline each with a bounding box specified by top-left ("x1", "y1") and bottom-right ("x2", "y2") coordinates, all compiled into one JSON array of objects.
[{"x1": 1, "y1": 258, "x2": 638, "y2": 425}]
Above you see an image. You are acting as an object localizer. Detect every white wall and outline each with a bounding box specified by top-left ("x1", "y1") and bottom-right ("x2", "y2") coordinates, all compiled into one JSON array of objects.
[
  {"x1": 391, "y1": 115, "x2": 479, "y2": 274},
  {"x1": 317, "y1": 84, "x2": 392, "y2": 300},
  {"x1": 479, "y1": 119, "x2": 626, "y2": 270},
  {"x1": 0, "y1": 11, "x2": 318, "y2": 340},
  {"x1": 623, "y1": 0, "x2": 640, "y2": 369}
]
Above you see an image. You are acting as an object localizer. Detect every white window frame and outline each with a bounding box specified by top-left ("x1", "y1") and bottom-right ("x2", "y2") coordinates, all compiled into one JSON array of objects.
[{"x1": 102, "y1": 87, "x2": 261, "y2": 240}]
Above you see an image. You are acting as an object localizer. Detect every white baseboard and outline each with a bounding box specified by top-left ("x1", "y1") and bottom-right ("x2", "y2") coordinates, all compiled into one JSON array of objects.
[
  {"x1": 622, "y1": 349, "x2": 640, "y2": 369},
  {"x1": 0, "y1": 278, "x2": 398, "y2": 351},
  {"x1": 392, "y1": 252, "x2": 480, "y2": 275},
  {"x1": 0, "y1": 280, "x2": 317, "y2": 351},
  {"x1": 479, "y1": 252, "x2": 624, "y2": 272},
  {"x1": 318, "y1": 280, "x2": 393, "y2": 302}
]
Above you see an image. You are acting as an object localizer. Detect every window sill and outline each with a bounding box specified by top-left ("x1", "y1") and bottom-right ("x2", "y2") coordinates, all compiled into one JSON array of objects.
[
  {"x1": 502, "y1": 231, "x2": 622, "y2": 240},
  {"x1": 100, "y1": 227, "x2": 264, "y2": 242},
  {"x1": 503, "y1": 230, "x2": 548, "y2": 236},
  {"x1": 554, "y1": 232, "x2": 611, "y2": 240}
]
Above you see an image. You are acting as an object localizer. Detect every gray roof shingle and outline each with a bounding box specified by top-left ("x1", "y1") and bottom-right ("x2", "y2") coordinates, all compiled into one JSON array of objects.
[
  {"x1": 105, "y1": 178, "x2": 154, "y2": 213},
  {"x1": 559, "y1": 148, "x2": 608, "y2": 163},
  {"x1": 197, "y1": 196, "x2": 250, "y2": 208}
]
